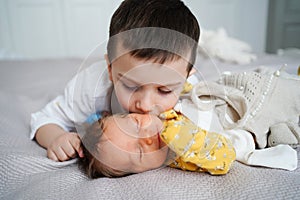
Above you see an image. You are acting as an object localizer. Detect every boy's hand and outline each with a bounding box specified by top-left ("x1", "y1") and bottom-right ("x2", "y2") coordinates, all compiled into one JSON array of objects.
[{"x1": 47, "y1": 132, "x2": 84, "y2": 162}]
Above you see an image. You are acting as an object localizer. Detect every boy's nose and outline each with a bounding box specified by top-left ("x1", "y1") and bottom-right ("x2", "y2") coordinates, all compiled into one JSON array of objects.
[{"x1": 136, "y1": 93, "x2": 154, "y2": 113}]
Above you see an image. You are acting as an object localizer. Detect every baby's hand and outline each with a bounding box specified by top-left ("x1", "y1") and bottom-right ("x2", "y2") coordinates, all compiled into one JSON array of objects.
[{"x1": 47, "y1": 132, "x2": 84, "y2": 162}]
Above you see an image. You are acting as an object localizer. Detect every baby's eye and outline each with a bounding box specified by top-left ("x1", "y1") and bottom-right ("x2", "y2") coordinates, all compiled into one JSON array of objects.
[
  {"x1": 138, "y1": 145, "x2": 143, "y2": 161},
  {"x1": 135, "y1": 118, "x2": 140, "y2": 133}
]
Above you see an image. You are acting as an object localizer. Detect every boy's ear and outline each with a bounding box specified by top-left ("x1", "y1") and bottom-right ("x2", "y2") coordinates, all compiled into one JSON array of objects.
[
  {"x1": 104, "y1": 54, "x2": 113, "y2": 81},
  {"x1": 189, "y1": 68, "x2": 196, "y2": 76}
]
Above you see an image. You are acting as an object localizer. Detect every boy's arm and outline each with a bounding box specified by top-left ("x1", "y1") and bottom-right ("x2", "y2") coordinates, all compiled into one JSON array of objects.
[
  {"x1": 31, "y1": 62, "x2": 109, "y2": 161},
  {"x1": 30, "y1": 62, "x2": 109, "y2": 140},
  {"x1": 36, "y1": 124, "x2": 83, "y2": 161}
]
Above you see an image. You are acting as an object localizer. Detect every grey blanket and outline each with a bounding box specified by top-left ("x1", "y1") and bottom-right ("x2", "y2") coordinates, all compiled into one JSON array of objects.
[{"x1": 0, "y1": 56, "x2": 299, "y2": 200}]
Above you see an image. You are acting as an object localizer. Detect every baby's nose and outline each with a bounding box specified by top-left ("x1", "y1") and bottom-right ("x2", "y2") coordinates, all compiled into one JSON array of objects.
[
  {"x1": 140, "y1": 136, "x2": 155, "y2": 146},
  {"x1": 144, "y1": 138, "x2": 153, "y2": 145}
]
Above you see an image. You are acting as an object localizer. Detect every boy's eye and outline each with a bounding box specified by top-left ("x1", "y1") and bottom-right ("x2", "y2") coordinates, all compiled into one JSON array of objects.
[
  {"x1": 122, "y1": 82, "x2": 139, "y2": 91},
  {"x1": 158, "y1": 88, "x2": 173, "y2": 94}
]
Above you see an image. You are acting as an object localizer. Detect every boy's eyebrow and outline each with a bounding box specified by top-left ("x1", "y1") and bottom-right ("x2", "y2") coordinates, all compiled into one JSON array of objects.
[{"x1": 118, "y1": 73, "x2": 183, "y2": 87}]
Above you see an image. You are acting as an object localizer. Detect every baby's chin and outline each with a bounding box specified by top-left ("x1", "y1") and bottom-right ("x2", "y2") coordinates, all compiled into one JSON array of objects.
[
  {"x1": 162, "y1": 148, "x2": 178, "y2": 166},
  {"x1": 152, "y1": 148, "x2": 171, "y2": 169}
]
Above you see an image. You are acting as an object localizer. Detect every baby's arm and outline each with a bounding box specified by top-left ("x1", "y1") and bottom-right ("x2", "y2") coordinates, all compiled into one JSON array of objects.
[
  {"x1": 36, "y1": 124, "x2": 83, "y2": 161},
  {"x1": 160, "y1": 110, "x2": 236, "y2": 175}
]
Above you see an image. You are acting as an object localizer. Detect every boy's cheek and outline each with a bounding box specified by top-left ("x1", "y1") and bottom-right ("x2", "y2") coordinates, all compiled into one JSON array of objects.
[{"x1": 116, "y1": 94, "x2": 131, "y2": 111}]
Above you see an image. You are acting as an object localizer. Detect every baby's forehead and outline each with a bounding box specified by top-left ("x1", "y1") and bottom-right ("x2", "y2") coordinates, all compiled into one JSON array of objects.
[
  {"x1": 102, "y1": 114, "x2": 136, "y2": 136},
  {"x1": 100, "y1": 114, "x2": 129, "y2": 136},
  {"x1": 104, "y1": 114, "x2": 129, "y2": 124}
]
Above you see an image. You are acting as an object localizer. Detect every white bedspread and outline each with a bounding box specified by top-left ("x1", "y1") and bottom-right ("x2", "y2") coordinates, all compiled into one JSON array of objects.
[{"x1": 0, "y1": 56, "x2": 299, "y2": 200}]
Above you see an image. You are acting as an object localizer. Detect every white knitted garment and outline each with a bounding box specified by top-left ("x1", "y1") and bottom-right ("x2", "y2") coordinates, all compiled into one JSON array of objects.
[{"x1": 192, "y1": 68, "x2": 300, "y2": 148}]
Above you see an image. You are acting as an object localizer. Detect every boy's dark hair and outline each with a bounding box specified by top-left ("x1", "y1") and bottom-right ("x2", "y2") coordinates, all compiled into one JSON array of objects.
[
  {"x1": 78, "y1": 118, "x2": 130, "y2": 178},
  {"x1": 107, "y1": 0, "x2": 200, "y2": 74}
]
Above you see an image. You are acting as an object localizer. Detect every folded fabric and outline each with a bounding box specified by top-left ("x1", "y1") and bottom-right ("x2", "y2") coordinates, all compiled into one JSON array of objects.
[
  {"x1": 175, "y1": 94, "x2": 298, "y2": 171},
  {"x1": 191, "y1": 68, "x2": 300, "y2": 148}
]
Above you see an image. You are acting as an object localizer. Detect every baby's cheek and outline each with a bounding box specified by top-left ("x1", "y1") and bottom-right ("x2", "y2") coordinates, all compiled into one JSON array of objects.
[{"x1": 144, "y1": 149, "x2": 168, "y2": 169}]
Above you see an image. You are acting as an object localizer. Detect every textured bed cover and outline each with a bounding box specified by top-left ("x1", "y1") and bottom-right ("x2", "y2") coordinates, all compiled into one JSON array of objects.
[{"x1": 0, "y1": 54, "x2": 299, "y2": 200}]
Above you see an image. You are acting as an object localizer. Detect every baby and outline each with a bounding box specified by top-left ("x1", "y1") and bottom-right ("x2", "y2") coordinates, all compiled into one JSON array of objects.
[{"x1": 78, "y1": 110, "x2": 236, "y2": 178}]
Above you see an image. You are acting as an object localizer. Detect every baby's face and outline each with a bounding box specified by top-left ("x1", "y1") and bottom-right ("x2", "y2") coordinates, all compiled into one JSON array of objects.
[{"x1": 97, "y1": 113, "x2": 169, "y2": 173}]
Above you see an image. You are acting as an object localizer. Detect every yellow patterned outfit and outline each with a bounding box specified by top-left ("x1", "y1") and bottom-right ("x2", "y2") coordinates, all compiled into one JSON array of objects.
[{"x1": 160, "y1": 110, "x2": 236, "y2": 175}]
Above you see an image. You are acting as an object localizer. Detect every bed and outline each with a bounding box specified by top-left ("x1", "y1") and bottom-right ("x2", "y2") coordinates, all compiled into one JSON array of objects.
[{"x1": 0, "y1": 53, "x2": 299, "y2": 200}]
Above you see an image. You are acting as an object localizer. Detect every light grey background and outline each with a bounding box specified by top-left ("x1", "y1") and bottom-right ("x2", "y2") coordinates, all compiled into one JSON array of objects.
[{"x1": 1, "y1": 0, "x2": 298, "y2": 59}]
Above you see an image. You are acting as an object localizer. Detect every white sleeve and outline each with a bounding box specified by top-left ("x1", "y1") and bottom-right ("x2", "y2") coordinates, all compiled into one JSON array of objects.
[
  {"x1": 30, "y1": 78, "x2": 79, "y2": 140},
  {"x1": 221, "y1": 129, "x2": 297, "y2": 171},
  {"x1": 30, "y1": 61, "x2": 111, "y2": 139},
  {"x1": 246, "y1": 144, "x2": 298, "y2": 171}
]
